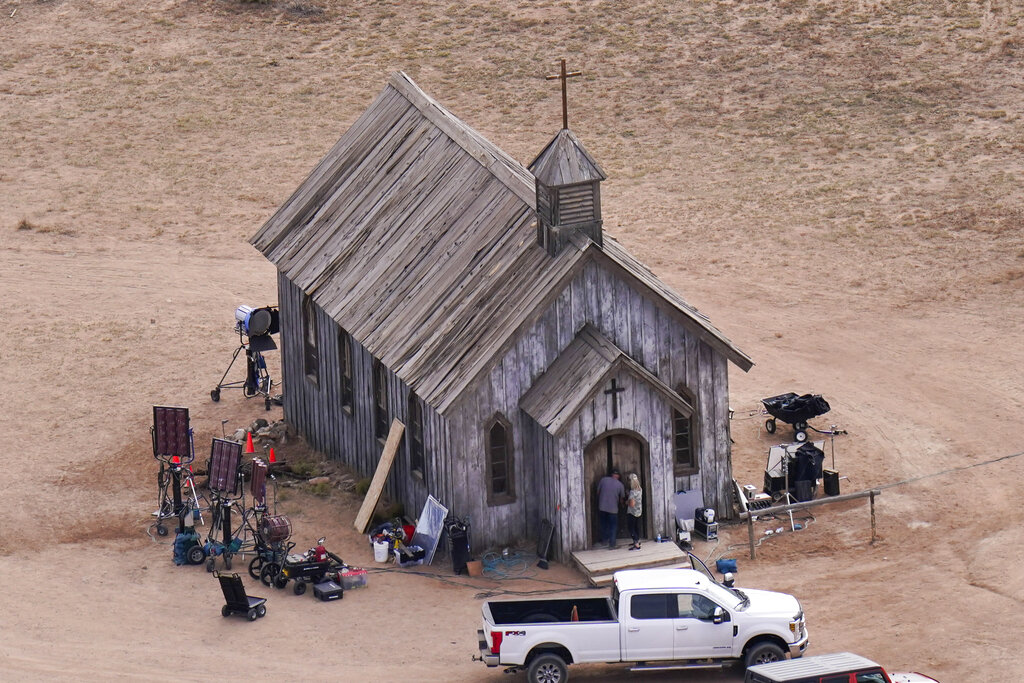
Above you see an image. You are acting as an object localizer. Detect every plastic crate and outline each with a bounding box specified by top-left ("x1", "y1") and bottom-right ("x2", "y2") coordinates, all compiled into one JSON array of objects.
[
  {"x1": 394, "y1": 546, "x2": 425, "y2": 567},
  {"x1": 338, "y1": 568, "x2": 367, "y2": 590}
]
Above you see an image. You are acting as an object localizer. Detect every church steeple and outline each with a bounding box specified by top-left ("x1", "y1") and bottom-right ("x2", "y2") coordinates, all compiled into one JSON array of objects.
[{"x1": 530, "y1": 60, "x2": 606, "y2": 256}]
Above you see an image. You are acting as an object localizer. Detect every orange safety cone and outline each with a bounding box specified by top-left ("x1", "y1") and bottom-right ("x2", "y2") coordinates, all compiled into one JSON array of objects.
[
  {"x1": 244, "y1": 431, "x2": 255, "y2": 454},
  {"x1": 268, "y1": 447, "x2": 276, "y2": 464}
]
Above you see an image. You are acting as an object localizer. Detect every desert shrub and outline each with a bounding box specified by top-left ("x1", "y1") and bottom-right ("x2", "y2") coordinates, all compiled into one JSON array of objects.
[
  {"x1": 291, "y1": 461, "x2": 317, "y2": 478},
  {"x1": 309, "y1": 480, "x2": 332, "y2": 498}
]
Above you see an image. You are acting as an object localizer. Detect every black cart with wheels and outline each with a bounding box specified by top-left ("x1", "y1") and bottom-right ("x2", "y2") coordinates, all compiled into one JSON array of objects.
[
  {"x1": 215, "y1": 571, "x2": 267, "y2": 621},
  {"x1": 762, "y1": 392, "x2": 831, "y2": 443},
  {"x1": 266, "y1": 538, "x2": 343, "y2": 595}
]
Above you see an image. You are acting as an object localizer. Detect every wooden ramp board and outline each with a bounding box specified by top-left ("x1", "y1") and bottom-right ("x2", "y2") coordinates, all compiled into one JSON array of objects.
[
  {"x1": 572, "y1": 541, "x2": 687, "y2": 586},
  {"x1": 353, "y1": 419, "x2": 405, "y2": 534}
]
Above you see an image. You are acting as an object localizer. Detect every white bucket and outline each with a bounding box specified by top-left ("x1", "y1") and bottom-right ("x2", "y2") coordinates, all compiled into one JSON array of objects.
[{"x1": 373, "y1": 541, "x2": 389, "y2": 563}]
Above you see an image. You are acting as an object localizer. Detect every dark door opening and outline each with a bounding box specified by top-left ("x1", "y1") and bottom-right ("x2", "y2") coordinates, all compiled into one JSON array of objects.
[{"x1": 584, "y1": 432, "x2": 647, "y2": 546}]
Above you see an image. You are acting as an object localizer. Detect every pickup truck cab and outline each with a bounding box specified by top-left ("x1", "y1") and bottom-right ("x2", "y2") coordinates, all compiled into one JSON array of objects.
[
  {"x1": 476, "y1": 554, "x2": 808, "y2": 682},
  {"x1": 745, "y1": 651, "x2": 940, "y2": 683}
]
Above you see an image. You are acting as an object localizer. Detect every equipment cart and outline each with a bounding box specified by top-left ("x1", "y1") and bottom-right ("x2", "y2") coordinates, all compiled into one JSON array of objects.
[
  {"x1": 215, "y1": 571, "x2": 267, "y2": 621},
  {"x1": 762, "y1": 392, "x2": 831, "y2": 443}
]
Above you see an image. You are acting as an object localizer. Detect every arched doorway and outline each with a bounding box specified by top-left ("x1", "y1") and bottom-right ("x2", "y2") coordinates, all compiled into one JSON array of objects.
[{"x1": 584, "y1": 431, "x2": 648, "y2": 546}]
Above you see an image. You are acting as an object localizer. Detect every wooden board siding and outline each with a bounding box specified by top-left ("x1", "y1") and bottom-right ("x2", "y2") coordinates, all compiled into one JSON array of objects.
[
  {"x1": 277, "y1": 274, "x2": 451, "y2": 525},
  {"x1": 281, "y1": 256, "x2": 733, "y2": 561},
  {"x1": 445, "y1": 259, "x2": 733, "y2": 561}
]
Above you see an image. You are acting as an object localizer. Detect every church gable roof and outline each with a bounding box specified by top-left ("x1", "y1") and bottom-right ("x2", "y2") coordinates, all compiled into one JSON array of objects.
[
  {"x1": 520, "y1": 324, "x2": 694, "y2": 434},
  {"x1": 250, "y1": 72, "x2": 589, "y2": 411},
  {"x1": 250, "y1": 72, "x2": 750, "y2": 414}
]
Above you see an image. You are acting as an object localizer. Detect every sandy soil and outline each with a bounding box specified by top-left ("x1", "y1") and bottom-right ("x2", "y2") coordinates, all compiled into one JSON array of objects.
[{"x1": 1, "y1": 1, "x2": 1022, "y2": 681}]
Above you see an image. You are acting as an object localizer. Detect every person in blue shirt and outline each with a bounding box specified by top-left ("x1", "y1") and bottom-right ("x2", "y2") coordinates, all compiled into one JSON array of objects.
[{"x1": 596, "y1": 468, "x2": 625, "y2": 549}]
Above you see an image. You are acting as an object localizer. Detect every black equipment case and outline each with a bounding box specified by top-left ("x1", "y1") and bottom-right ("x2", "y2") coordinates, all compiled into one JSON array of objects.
[{"x1": 313, "y1": 580, "x2": 344, "y2": 602}]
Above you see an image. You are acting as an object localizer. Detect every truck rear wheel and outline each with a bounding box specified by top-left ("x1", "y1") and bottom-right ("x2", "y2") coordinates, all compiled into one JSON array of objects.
[
  {"x1": 745, "y1": 641, "x2": 785, "y2": 668},
  {"x1": 527, "y1": 653, "x2": 568, "y2": 683}
]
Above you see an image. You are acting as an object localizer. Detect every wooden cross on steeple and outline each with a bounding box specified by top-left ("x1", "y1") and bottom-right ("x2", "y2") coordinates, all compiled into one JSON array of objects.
[{"x1": 546, "y1": 58, "x2": 582, "y2": 130}]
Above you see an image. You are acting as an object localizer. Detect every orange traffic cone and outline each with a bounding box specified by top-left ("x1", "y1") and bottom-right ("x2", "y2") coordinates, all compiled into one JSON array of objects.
[
  {"x1": 245, "y1": 432, "x2": 255, "y2": 454},
  {"x1": 268, "y1": 447, "x2": 276, "y2": 463}
]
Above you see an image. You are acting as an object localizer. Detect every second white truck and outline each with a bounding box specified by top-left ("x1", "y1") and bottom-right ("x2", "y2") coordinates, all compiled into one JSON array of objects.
[{"x1": 476, "y1": 555, "x2": 808, "y2": 683}]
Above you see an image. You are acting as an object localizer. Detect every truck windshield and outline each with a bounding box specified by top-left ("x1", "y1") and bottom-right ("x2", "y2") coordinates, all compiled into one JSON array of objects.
[
  {"x1": 702, "y1": 580, "x2": 747, "y2": 610},
  {"x1": 687, "y1": 553, "x2": 749, "y2": 608}
]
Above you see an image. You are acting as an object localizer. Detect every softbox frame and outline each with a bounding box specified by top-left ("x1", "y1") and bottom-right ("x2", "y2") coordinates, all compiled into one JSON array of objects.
[
  {"x1": 250, "y1": 458, "x2": 268, "y2": 506},
  {"x1": 152, "y1": 406, "x2": 192, "y2": 462},
  {"x1": 209, "y1": 438, "x2": 242, "y2": 496}
]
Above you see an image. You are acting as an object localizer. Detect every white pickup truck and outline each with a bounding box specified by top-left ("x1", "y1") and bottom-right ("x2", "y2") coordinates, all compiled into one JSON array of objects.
[{"x1": 476, "y1": 555, "x2": 808, "y2": 683}]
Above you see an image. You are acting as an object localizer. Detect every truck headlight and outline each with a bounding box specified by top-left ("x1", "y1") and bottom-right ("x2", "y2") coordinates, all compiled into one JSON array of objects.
[{"x1": 789, "y1": 609, "x2": 804, "y2": 639}]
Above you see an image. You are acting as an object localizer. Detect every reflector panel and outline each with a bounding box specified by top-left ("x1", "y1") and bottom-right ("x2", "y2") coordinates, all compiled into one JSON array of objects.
[
  {"x1": 152, "y1": 406, "x2": 191, "y2": 460},
  {"x1": 209, "y1": 438, "x2": 242, "y2": 495},
  {"x1": 250, "y1": 458, "x2": 268, "y2": 505}
]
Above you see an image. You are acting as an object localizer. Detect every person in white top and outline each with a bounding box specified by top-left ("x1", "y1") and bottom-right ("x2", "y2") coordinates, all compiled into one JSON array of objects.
[{"x1": 626, "y1": 473, "x2": 643, "y2": 551}]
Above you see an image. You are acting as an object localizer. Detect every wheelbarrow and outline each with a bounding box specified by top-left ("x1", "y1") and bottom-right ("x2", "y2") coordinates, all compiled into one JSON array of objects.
[{"x1": 762, "y1": 392, "x2": 831, "y2": 443}]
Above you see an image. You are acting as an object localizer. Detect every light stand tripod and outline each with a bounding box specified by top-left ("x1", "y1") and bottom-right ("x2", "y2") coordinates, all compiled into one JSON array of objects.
[
  {"x1": 205, "y1": 437, "x2": 246, "y2": 572},
  {"x1": 210, "y1": 325, "x2": 274, "y2": 410},
  {"x1": 151, "y1": 405, "x2": 204, "y2": 537}
]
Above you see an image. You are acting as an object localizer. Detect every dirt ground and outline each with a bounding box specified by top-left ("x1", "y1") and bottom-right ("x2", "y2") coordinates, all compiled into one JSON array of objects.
[{"x1": 1, "y1": 1, "x2": 1022, "y2": 681}]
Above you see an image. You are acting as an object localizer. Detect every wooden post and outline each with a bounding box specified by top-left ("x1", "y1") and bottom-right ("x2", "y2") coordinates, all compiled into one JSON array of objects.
[
  {"x1": 739, "y1": 488, "x2": 882, "y2": 547},
  {"x1": 869, "y1": 490, "x2": 877, "y2": 544},
  {"x1": 746, "y1": 513, "x2": 756, "y2": 560},
  {"x1": 353, "y1": 419, "x2": 405, "y2": 533}
]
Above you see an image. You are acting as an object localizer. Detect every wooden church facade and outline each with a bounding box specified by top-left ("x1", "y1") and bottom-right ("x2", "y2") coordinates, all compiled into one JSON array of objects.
[{"x1": 253, "y1": 72, "x2": 751, "y2": 561}]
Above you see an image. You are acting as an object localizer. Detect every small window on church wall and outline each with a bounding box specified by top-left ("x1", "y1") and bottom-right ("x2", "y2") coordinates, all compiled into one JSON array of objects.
[
  {"x1": 486, "y1": 416, "x2": 515, "y2": 505},
  {"x1": 373, "y1": 360, "x2": 388, "y2": 440},
  {"x1": 338, "y1": 329, "x2": 353, "y2": 411},
  {"x1": 302, "y1": 294, "x2": 319, "y2": 385},
  {"x1": 674, "y1": 409, "x2": 697, "y2": 475},
  {"x1": 408, "y1": 393, "x2": 425, "y2": 480}
]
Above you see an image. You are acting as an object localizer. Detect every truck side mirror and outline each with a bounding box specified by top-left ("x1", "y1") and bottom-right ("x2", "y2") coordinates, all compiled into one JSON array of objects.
[{"x1": 712, "y1": 606, "x2": 727, "y2": 624}]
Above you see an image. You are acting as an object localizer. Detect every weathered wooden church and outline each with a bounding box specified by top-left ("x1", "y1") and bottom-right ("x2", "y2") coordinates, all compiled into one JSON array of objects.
[{"x1": 250, "y1": 72, "x2": 752, "y2": 561}]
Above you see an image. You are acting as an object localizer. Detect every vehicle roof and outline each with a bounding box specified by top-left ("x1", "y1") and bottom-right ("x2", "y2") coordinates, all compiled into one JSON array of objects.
[
  {"x1": 612, "y1": 568, "x2": 711, "y2": 592},
  {"x1": 747, "y1": 652, "x2": 881, "y2": 679}
]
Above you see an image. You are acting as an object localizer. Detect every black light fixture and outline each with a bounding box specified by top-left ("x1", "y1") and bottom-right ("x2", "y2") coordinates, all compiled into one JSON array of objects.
[{"x1": 234, "y1": 305, "x2": 279, "y2": 352}]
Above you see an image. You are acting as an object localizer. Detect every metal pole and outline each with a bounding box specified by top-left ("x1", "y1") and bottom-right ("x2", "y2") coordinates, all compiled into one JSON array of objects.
[
  {"x1": 172, "y1": 466, "x2": 184, "y2": 534},
  {"x1": 746, "y1": 513, "x2": 756, "y2": 560},
  {"x1": 870, "y1": 490, "x2": 877, "y2": 544}
]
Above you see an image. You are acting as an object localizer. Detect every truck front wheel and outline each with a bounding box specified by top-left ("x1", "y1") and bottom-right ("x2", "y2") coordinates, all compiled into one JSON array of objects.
[
  {"x1": 527, "y1": 653, "x2": 568, "y2": 683},
  {"x1": 745, "y1": 641, "x2": 785, "y2": 668}
]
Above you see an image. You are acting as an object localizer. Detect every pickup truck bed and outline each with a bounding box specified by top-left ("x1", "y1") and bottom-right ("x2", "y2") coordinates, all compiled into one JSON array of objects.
[{"x1": 488, "y1": 598, "x2": 615, "y2": 625}]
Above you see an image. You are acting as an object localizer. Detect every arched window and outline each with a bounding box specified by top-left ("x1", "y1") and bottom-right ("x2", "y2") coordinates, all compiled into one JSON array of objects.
[
  {"x1": 674, "y1": 387, "x2": 698, "y2": 476},
  {"x1": 373, "y1": 360, "x2": 389, "y2": 440},
  {"x1": 486, "y1": 415, "x2": 515, "y2": 505},
  {"x1": 408, "y1": 393, "x2": 424, "y2": 479},
  {"x1": 338, "y1": 329, "x2": 352, "y2": 411},
  {"x1": 302, "y1": 293, "x2": 319, "y2": 385}
]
